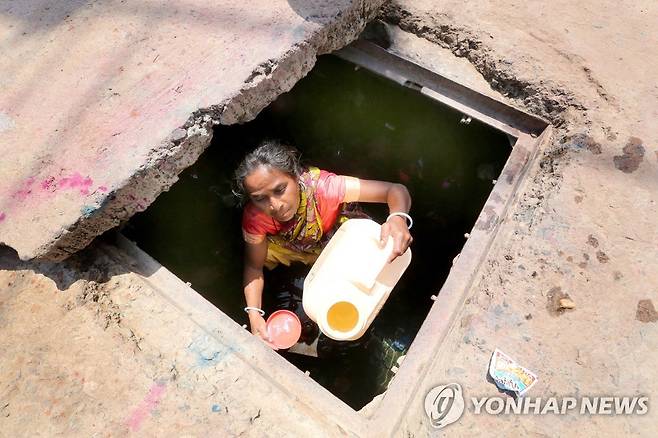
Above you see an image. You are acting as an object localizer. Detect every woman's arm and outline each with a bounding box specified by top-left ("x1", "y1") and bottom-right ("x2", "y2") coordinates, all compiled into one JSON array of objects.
[
  {"x1": 243, "y1": 239, "x2": 277, "y2": 348},
  {"x1": 356, "y1": 179, "x2": 413, "y2": 262}
]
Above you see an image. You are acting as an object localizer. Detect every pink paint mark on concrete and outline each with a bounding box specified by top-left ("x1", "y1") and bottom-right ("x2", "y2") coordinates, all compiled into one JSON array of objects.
[
  {"x1": 59, "y1": 172, "x2": 93, "y2": 195},
  {"x1": 13, "y1": 188, "x2": 32, "y2": 201},
  {"x1": 98, "y1": 185, "x2": 108, "y2": 192},
  {"x1": 41, "y1": 177, "x2": 56, "y2": 190},
  {"x1": 126, "y1": 382, "x2": 166, "y2": 432},
  {"x1": 0, "y1": 212, "x2": 5, "y2": 222},
  {"x1": 13, "y1": 177, "x2": 36, "y2": 201}
]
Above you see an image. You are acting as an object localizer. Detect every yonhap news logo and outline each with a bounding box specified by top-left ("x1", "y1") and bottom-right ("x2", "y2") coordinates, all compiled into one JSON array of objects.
[
  {"x1": 424, "y1": 382, "x2": 649, "y2": 430},
  {"x1": 423, "y1": 383, "x2": 465, "y2": 429}
]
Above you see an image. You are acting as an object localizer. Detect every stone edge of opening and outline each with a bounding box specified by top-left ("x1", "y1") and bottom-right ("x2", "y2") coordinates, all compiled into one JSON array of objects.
[
  {"x1": 367, "y1": 127, "x2": 553, "y2": 436},
  {"x1": 106, "y1": 126, "x2": 552, "y2": 436},
  {"x1": 106, "y1": 42, "x2": 552, "y2": 436}
]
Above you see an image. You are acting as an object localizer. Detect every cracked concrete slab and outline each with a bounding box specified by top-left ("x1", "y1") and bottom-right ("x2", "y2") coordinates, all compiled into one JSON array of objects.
[{"x1": 0, "y1": 0, "x2": 384, "y2": 261}]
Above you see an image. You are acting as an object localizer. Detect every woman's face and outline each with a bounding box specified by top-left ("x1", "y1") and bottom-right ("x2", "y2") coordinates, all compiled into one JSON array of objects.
[{"x1": 244, "y1": 165, "x2": 300, "y2": 222}]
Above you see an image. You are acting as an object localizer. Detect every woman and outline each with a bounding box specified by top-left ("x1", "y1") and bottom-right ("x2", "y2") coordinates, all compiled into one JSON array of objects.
[{"x1": 234, "y1": 140, "x2": 413, "y2": 348}]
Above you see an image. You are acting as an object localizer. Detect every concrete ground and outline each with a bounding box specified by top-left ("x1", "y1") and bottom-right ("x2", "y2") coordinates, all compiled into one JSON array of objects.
[{"x1": 1, "y1": 0, "x2": 657, "y2": 436}]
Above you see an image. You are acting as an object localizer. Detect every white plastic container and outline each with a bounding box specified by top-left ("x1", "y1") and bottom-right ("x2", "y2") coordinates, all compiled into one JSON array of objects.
[{"x1": 302, "y1": 219, "x2": 412, "y2": 341}]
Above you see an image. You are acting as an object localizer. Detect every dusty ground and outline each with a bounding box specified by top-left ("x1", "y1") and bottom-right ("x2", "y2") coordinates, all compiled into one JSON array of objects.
[
  {"x1": 1, "y1": 0, "x2": 657, "y2": 436},
  {"x1": 0, "y1": 240, "x2": 364, "y2": 436}
]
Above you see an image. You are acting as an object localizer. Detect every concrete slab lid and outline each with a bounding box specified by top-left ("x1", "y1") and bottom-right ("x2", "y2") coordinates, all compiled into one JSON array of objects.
[{"x1": 0, "y1": 0, "x2": 385, "y2": 261}]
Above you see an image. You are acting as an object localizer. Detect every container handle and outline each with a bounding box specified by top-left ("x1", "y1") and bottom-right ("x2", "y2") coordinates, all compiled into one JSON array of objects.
[{"x1": 351, "y1": 235, "x2": 393, "y2": 292}]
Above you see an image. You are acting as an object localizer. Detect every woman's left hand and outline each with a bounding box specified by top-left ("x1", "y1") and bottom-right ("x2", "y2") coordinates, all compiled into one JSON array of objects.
[{"x1": 380, "y1": 215, "x2": 413, "y2": 263}]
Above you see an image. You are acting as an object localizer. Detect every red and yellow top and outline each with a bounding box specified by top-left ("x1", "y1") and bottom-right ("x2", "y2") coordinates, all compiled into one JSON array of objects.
[
  {"x1": 242, "y1": 168, "x2": 360, "y2": 244},
  {"x1": 241, "y1": 167, "x2": 361, "y2": 269}
]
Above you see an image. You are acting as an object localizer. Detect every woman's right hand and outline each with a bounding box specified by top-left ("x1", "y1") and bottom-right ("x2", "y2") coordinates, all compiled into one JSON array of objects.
[{"x1": 249, "y1": 313, "x2": 278, "y2": 350}]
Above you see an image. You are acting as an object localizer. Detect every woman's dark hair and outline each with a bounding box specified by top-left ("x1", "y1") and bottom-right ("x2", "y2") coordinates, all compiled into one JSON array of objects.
[{"x1": 233, "y1": 140, "x2": 303, "y2": 204}]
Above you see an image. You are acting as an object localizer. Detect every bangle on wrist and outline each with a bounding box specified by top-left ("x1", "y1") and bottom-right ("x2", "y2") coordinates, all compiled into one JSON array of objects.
[
  {"x1": 244, "y1": 306, "x2": 265, "y2": 316},
  {"x1": 386, "y1": 212, "x2": 413, "y2": 230}
]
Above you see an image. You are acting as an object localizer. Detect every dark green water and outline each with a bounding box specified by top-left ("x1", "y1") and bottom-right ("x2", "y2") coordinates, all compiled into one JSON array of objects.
[{"x1": 123, "y1": 55, "x2": 510, "y2": 409}]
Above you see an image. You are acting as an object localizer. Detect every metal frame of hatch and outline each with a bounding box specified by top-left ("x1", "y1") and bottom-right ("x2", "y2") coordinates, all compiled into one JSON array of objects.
[{"x1": 109, "y1": 39, "x2": 553, "y2": 437}]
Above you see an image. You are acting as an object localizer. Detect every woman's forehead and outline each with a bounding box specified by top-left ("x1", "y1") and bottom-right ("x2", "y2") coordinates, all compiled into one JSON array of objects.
[{"x1": 245, "y1": 165, "x2": 292, "y2": 194}]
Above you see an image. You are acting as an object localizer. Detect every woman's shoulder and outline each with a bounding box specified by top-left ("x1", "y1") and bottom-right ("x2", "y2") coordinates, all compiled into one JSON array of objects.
[
  {"x1": 310, "y1": 167, "x2": 360, "y2": 202},
  {"x1": 301, "y1": 166, "x2": 337, "y2": 184},
  {"x1": 242, "y1": 202, "x2": 279, "y2": 235}
]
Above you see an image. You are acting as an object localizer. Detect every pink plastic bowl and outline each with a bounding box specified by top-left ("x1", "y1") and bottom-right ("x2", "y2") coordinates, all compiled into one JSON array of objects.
[{"x1": 266, "y1": 310, "x2": 302, "y2": 349}]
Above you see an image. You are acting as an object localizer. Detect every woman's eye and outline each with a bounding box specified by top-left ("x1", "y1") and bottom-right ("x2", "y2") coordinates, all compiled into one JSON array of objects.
[{"x1": 276, "y1": 185, "x2": 286, "y2": 194}]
